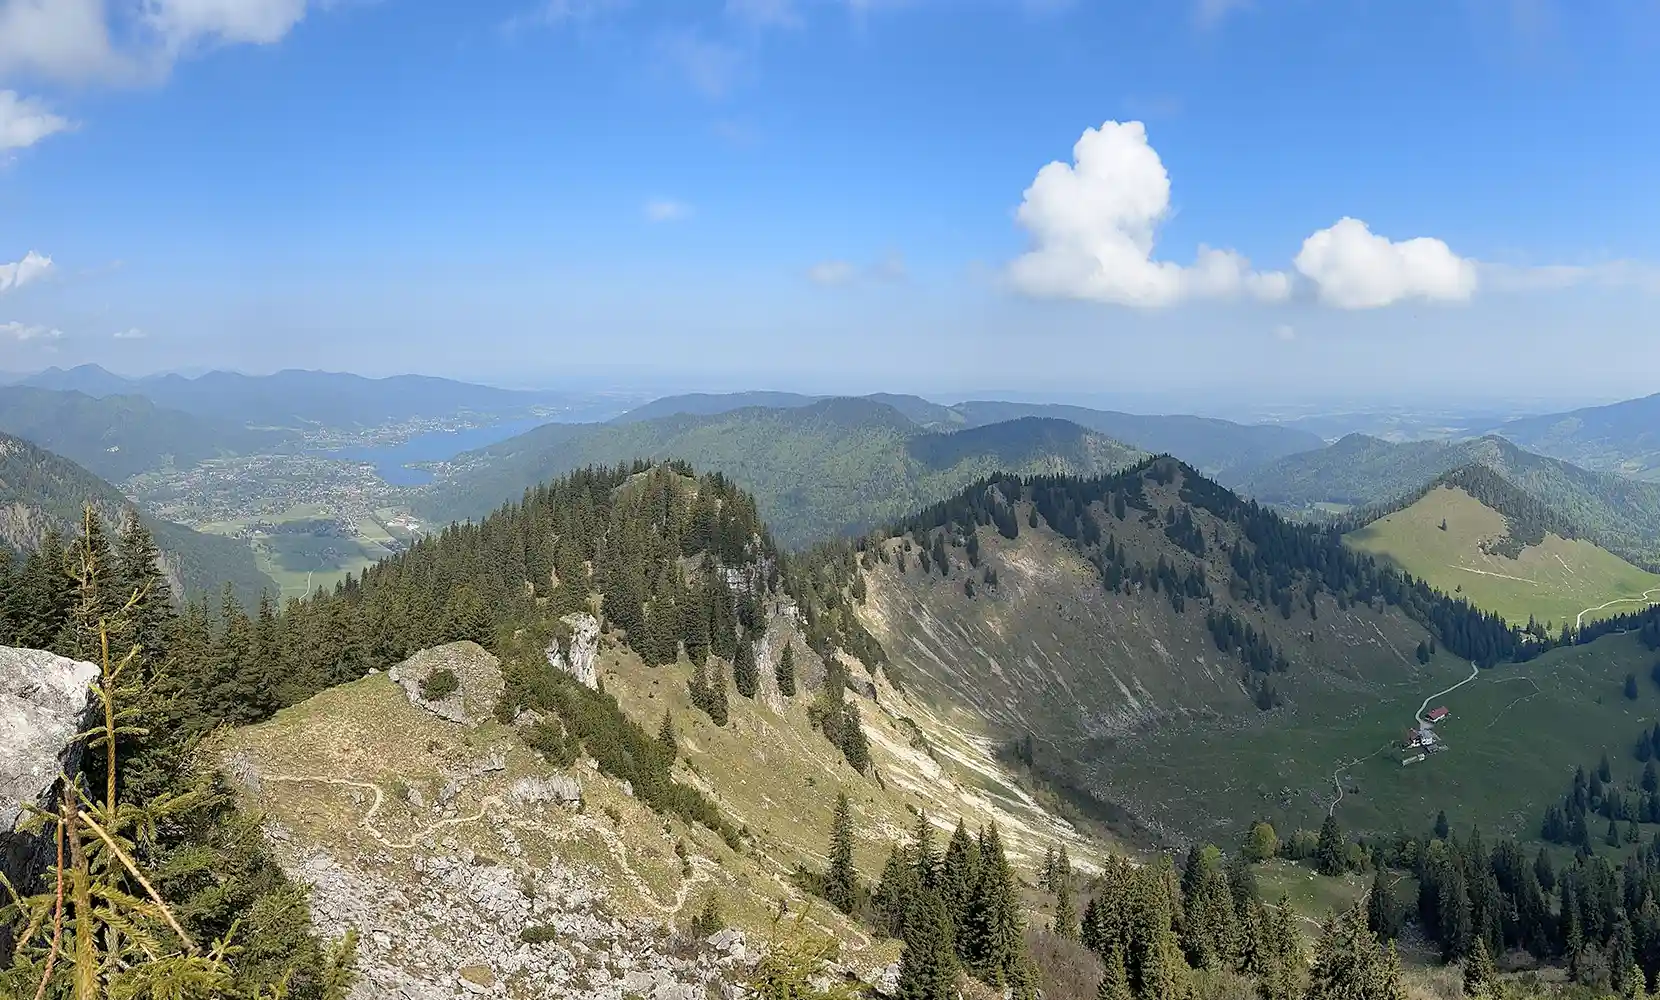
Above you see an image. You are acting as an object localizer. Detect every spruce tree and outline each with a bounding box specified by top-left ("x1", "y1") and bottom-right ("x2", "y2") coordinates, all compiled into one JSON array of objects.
[
  {"x1": 1461, "y1": 937, "x2": 1496, "y2": 1000},
  {"x1": 1435, "y1": 810, "x2": 1451, "y2": 840},
  {"x1": 1367, "y1": 869, "x2": 1399, "y2": 942},
  {"x1": 1316, "y1": 814, "x2": 1347, "y2": 876},
  {"x1": 961, "y1": 823, "x2": 1023, "y2": 988},
  {"x1": 1054, "y1": 875, "x2": 1078, "y2": 941},
  {"x1": 1307, "y1": 903, "x2": 1405, "y2": 1000},
  {"x1": 840, "y1": 703, "x2": 871, "y2": 773},
  {"x1": 941, "y1": 819, "x2": 979, "y2": 939},
  {"x1": 734, "y1": 634, "x2": 758, "y2": 698},
  {"x1": 658, "y1": 709, "x2": 677, "y2": 759},
  {"x1": 825, "y1": 792, "x2": 858, "y2": 914},
  {"x1": 875, "y1": 844, "x2": 920, "y2": 939},
  {"x1": 897, "y1": 889, "x2": 956, "y2": 1000},
  {"x1": 776, "y1": 642, "x2": 797, "y2": 697},
  {"x1": 709, "y1": 663, "x2": 730, "y2": 726},
  {"x1": 1097, "y1": 947, "x2": 1133, "y2": 1000}
]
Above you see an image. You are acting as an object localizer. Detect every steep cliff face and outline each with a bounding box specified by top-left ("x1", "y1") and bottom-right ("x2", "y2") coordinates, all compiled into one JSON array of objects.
[{"x1": 0, "y1": 646, "x2": 97, "y2": 964}]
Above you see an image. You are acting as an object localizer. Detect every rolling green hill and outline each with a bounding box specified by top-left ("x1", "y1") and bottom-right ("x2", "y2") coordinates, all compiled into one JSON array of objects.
[
  {"x1": 1232, "y1": 433, "x2": 1660, "y2": 569},
  {"x1": 0, "y1": 432, "x2": 274, "y2": 604},
  {"x1": 1498, "y1": 390, "x2": 1660, "y2": 480},
  {"x1": 0, "y1": 385, "x2": 288, "y2": 480},
  {"x1": 1344, "y1": 479, "x2": 1660, "y2": 631},
  {"x1": 418, "y1": 398, "x2": 1146, "y2": 547},
  {"x1": 802, "y1": 458, "x2": 1660, "y2": 847}
]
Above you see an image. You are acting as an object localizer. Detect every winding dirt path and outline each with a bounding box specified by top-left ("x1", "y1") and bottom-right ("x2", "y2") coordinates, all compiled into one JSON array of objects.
[
  {"x1": 266, "y1": 772, "x2": 731, "y2": 921},
  {"x1": 1576, "y1": 588, "x2": 1660, "y2": 630},
  {"x1": 1416, "y1": 662, "x2": 1480, "y2": 726},
  {"x1": 265, "y1": 775, "x2": 499, "y2": 851}
]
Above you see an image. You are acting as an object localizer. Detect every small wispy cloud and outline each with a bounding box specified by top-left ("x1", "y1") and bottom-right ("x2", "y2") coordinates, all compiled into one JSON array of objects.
[
  {"x1": 643, "y1": 198, "x2": 692, "y2": 223},
  {"x1": 1, "y1": 321, "x2": 63, "y2": 342},
  {"x1": 1274, "y1": 324, "x2": 1296, "y2": 341},
  {"x1": 725, "y1": 0, "x2": 802, "y2": 29},
  {"x1": 0, "y1": 91, "x2": 74, "y2": 151},
  {"x1": 113, "y1": 327, "x2": 147, "y2": 340},
  {"x1": 808, "y1": 252, "x2": 908, "y2": 286},
  {"x1": 1194, "y1": 0, "x2": 1251, "y2": 28}
]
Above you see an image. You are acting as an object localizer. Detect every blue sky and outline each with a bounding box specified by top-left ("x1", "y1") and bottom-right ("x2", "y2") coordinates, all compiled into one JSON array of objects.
[{"x1": 0, "y1": 0, "x2": 1657, "y2": 406}]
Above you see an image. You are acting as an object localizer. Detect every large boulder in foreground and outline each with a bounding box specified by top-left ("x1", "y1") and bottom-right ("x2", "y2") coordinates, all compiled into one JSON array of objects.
[
  {"x1": 387, "y1": 641, "x2": 504, "y2": 725},
  {"x1": 0, "y1": 646, "x2": 98, "y2": 963}
]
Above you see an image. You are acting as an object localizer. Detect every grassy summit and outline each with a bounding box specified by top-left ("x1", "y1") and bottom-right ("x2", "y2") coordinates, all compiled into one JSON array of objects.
[{"x1": 1345, "y1": 484, "x2": 1660, "y2": 630}]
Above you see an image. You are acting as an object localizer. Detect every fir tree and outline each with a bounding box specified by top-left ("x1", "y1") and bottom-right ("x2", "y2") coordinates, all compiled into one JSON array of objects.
[
  {"x1": 961, "y1": 824, "x2": 1024, "y2": 988},
  {"x1": 734, "y1": 634, "x2": 759, "y2": 698},
  {"x1": 1367, "y1": 869, "x2": 1400, "y2": 942},
  {"x1": 825, "y1": 792, "x2": 858, "y2": 914},
  {"x1": 1461, "y1": 937, "x2": 1497, "y2": 1000},
  {"x1": 940, "y1": 819, "x2": 980, "y2": 941},
  {"x1": 1316, "y1": 814, "x2": 1347, "y2": 876},
  {"x1": 1307, "y1": 903, "x2": 1407, "y2": 1000},
  {"x1": 1097, "y1": 947, "x2": 1134, "y2": 1000},
  {"x1": 1054, "y1": 876, "x2": 1078, "y2": 941},
  {"x1": 658, "y1": 709, "x2": 677, "y2": 759},
  {"x1": 776, "y1": 642, "x2": 797, "y2": 697},
  {"x1": 897, "y1": 890, "x2": 956, "y2": 1000},
  {"x1": 1436, "y1": 810, "x2": 1451, "y2": 840},
  {"x1": 709, "y1": 663, "x2": 730, "y2": 727}
]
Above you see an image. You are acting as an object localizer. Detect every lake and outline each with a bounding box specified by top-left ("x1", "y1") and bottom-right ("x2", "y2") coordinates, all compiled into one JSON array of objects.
[{"x1": 325, "y1": 418, "x2": 549, "y2": 486}]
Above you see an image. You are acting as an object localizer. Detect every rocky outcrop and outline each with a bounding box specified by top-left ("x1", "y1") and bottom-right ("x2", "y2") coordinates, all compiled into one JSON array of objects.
[
  {"x1": 0, "y1": 646, "x2": 98, "y2": 964},
  {"x1": 547, "y1": 613, "x2": 601, "y2": 690},
  {"x1": 388, "y1": 642, "x2": 503, "y2": 725}
]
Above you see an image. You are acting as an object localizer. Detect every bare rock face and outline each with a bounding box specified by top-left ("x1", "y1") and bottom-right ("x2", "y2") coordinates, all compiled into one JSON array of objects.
[
  {"x1": 1, "y1": 646, "x2": 98, "y2": 963},
  {"x1": 547, "y1": 613, "x2": 601, "y2": 690},
  {"x1": 388, "y1": 642, "x2": 504, "y2": 725}
]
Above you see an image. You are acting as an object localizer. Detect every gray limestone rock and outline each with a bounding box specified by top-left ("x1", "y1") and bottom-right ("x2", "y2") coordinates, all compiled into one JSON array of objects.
[
  {"x1": 1, "y1": 646, "x2": 98, "y2": 964},
  {"x1": 546, "y1": 613, "x2": 601, "y2": 690}
]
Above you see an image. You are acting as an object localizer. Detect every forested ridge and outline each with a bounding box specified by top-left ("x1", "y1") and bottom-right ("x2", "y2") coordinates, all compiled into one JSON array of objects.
[
  {"x1": 0, "y1": 431, "x2": 273, "y2": 605},
  {"x1": 804, "y1": 456, "x2": 1660, "y2": 677}
]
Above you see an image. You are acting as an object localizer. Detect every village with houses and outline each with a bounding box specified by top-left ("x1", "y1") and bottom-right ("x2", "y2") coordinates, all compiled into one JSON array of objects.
[{"x1": 1403, "y1": 705, "x2": 1452, "y2": 765}]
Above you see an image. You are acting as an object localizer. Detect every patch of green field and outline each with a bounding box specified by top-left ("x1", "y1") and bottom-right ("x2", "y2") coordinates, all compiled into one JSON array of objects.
[
  {"x1": 1345, "y1": 486, "x2": 1660, "y2": 630},
  {"x1": 1109, "y1": 632, "x2": 1660, "y2": 845}
]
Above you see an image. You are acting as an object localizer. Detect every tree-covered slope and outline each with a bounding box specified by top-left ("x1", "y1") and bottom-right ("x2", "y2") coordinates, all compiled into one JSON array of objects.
[
  {"x1": 0, "y1": 385, "x2": 287, "y2": 479},
  {"x1": 0, "y1": 432, "x2": 274, "y2": 603},
  {"x1": 951, "y1": 400, "x2": 1323, "y2": 478},
  {"x1": 1233, "y1": 434, "x2": 1660, "y2": 569},
  {"x1": 1497, "y1": 390, "x2": 1660, "y2": 480},
  {"x1": 797, "y1": 459, "x2": 1660, "y2": 845},
  {"x1": 612, "y1": 391, "x2": 1320, "y2": 477},
  {"x1": 418, "y1": 398, "x2": 1145, "y2": 547}
]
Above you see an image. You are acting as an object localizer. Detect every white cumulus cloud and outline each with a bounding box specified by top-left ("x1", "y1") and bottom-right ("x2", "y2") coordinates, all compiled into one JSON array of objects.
[
  {"x1": 113, "y1": 327, "x2": 146, "y2": 339},
  {"x1": 1293, "y1": 217, "x2": 1478, "y2": 309},
  {"x1": 0, "y1": 250, "x2": 52, "y2": 293},
  {"x1": 0, "y1": 90, "x2": 74, "y2": 150},
  {"x1": 1007, "y1": 120, "x2": 1289, "y2": 308},
  {"x1": 1, "y1": 320, "x2": 61, "y2": 341},
  {"x1": 0, "y1": 0, "x2": 319, "y2": 83}
]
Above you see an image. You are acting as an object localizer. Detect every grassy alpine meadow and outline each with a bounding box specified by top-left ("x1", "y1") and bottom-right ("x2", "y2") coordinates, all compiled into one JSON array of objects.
[
  {"x1": 1097, "y1": 631, "x2": 1660, "y2": 847},
  {"x1": 1344, "y1": 485, "x2": 1660, "y2": 630}
]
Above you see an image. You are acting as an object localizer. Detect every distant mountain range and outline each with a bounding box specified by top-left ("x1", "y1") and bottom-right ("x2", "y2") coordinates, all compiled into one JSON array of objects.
[
  {"x1": 614, "y1": 391, "x2": 1322, "y2": 478},
  {"x1": 1231, "y1": 433, "x2": 1660, "y2": 569},
  {"x1": 1495, "y1": 391, "x2": 1660, "y2": 480},
  {"x1": 0, "y1": 385, "x2": 286, "y2": 481},
  {"x1": 419, "y1": 397, "x2": 1148, "y2": 547},
  {"x1": 18, "y1": 364, "x2": 626, "y2": 429},
  {"x1": 0, "y1": 432, "x2": 274, "y2": 604}
]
